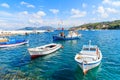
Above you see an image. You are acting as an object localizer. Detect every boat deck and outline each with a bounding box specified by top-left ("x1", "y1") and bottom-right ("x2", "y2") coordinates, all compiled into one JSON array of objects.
[{"x1": 76, "y1": 47, "x2": 100, "y2": 63}]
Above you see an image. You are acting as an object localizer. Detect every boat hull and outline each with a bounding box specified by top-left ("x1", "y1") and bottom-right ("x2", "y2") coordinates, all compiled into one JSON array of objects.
[
  {"x1": 31, "y1": 55, "x2": 44, "y2": 59},
  {"x1": 53, "y1": 35, "x2": 80, "y2": 41},
  {"x1": 28, "y1": 44, "x2": 62, "y2": 59},
  {"x1": 0, "y1": 40, "x2": 28, "y2": 48},
  {"x1": 74, "y1": 43, "x2": 102, "y2": 74},
  {"x1": 78, "y1": 60, "x2": 101, "y2": 73}
]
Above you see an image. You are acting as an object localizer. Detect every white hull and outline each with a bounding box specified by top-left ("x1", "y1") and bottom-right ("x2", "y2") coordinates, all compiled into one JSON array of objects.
[
  {"x1": 0, "y1": 41, "x2": 28, "y2": 48},
  {"x1": 28, "y1": 43, "x2": 62, "y2": 59},
  {"x1": 67, "y1": 31, "x2": 81, "y2": 38},
  {"x1": 78, "y1": 60, "x2": 101, "y2": 73},
  {"x1": 75, "y1": 41, "x2": 102, "y2": 74},
  {"x1": 75, "y1": 51, "x2": 102, "y2": 74}
]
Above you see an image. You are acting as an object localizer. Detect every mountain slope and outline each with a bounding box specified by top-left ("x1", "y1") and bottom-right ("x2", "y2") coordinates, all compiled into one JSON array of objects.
[
  {"x1": 70, "y1": 20, "x2": 120, "y2": 30},
  {"x1": 18, "y1": 26, "x2": 55, "y2": 30}
]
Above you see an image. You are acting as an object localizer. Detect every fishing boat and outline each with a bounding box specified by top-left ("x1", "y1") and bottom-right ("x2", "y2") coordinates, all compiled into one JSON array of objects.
[
  {"x1": 0, "y1": 37, "x2": 8, "y2": 42},
  {"x1": 53, "y1": 31, "x2": 81, "y2": 41},
  {"x1": 0, "y1": 38, "x2": 28, "y2": 48},
  {"x1": 74, "y1": 40, "x2": 102, "y2": 75},
  {"x1": 28, "y1": 43, "x2": 62, "y2": 59}
]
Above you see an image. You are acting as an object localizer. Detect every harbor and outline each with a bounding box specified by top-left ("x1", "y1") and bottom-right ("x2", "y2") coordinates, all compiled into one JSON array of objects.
[
  {"x1": 0, "y1": 30, "x2": 120, "y2": 79},
  {"x1": 0, "y1": 0, "x2": 120, "y2": 79},
  {"x1": 0, "y1": 30, "x2": 47, "y2": 36}
]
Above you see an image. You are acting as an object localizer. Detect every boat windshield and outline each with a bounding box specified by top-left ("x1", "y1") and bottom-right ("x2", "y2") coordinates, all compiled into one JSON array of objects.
[
  {"x1": 90, "y1": 48, "x2": 96, "y2": 51},
  {"x1": 83, "y1": 47, "x2": 96, "y2": 51},
  {"x1": 83, "y1": 48, "x2": 89, "y2": 50}
]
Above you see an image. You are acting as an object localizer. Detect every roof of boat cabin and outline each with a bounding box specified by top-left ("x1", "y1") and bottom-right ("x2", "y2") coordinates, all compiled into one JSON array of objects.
[
  {"x1": 83, "y1": 45, "x2": 97, "y2": 48},
  {"x1": 82, "y1": 45, "x2": 98, "y2": 50}
]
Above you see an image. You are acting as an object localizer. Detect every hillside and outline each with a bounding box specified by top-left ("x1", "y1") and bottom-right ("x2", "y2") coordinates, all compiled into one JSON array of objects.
[
  {"x1": 70, "y1": 20, "x2": 120, "y2": 30},
  {"x1": 18, "y1": 26, "x2": 56, "y2": 30}
]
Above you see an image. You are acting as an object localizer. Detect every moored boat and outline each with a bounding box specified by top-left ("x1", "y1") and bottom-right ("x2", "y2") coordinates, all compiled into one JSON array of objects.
[
  {"x1": 0, "y1": 37, "x2": 8, "y2": 42},
  {"x1": 28, "y1": 43, "x2": 62, "y2": 59},
  {"x1": 75, "y1": 40, "x2": 102, "y2": 75},
  {"x1": 53, "y1": 31, "x2": 81, "y2": 41},
  {"x1": 0, "y1": 38, "x2": 28, "y2": 48}
]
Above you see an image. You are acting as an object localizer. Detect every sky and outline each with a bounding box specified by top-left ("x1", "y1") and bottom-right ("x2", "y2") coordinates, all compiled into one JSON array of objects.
[{"x1": 0, "y1": 0, "x2": 120, "y2": 30}]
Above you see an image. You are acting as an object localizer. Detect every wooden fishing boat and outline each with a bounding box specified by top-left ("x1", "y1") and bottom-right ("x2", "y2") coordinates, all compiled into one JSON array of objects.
[
  {"x1": 28, "y1": 43, "x2": 62, "y2": 59},
  {"x1": 0, "y1": 39, "x2": 28, "y2": 48},
  {"x1": 53, "y1": 31, "x2": 81, "y2": 41},
  {"x1": 75, "y1": 40, "x2": 102, "y2": 74}
]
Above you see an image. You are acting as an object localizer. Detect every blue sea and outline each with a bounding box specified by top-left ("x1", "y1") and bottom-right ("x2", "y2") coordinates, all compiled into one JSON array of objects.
[{"x1": 0, "y1": 30, "x2": 120, "y2": 80}]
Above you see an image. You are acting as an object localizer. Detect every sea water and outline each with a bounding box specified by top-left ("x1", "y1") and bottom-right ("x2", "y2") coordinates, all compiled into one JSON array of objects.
[{"x1": 0, "y1": 30, "x2": 120, "y2": 80}]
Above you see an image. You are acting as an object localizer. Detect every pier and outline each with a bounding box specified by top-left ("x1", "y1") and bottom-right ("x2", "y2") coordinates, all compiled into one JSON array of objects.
[{"x1": 0, "y1": 30, "x2": 46, "y2": 36}]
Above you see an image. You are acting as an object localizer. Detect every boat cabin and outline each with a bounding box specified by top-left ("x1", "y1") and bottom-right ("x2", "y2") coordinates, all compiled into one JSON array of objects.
[{"x1": 82, "y1": 45, "x2": 97, "y2": 51}]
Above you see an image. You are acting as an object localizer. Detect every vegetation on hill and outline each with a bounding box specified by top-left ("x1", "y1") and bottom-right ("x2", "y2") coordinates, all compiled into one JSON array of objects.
[
  {"x1": 70, "y1": 20, "x2": 120, "y2": 30},
  {"x1": 18, "y1": 26, "x2": 56, "y2": 30}
]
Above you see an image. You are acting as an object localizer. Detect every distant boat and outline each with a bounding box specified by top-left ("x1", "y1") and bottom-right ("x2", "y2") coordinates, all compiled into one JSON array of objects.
[
  {"x1": 53, "y1": 31, "x2": 81, "y2": 41},
  {"x1": 28, "y1": 43, "x2": 62, "y2": 59},
  {"x1": 0, "y1": 38, "x2": 28, "y2": 48},
  {"x1": 74, "y1": 40, "x2": 102, "y2": 75}
]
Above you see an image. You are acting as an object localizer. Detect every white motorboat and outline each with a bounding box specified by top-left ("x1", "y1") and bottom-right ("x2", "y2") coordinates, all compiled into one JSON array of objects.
[
  {"x1": 28, "y1": 43, "x2": 62, "y2": 59},
  {"x1": 53, "y1": 31, "x2": 81, "y2": 41},
  {"x1": 67, "y1": 31, "x2": 81, "y2": 38},
  {"x1": 75, "y1": 40, "x2": 102, "y2": 74}
]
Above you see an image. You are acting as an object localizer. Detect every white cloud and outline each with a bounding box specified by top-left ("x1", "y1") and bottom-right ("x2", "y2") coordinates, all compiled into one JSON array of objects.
[
  {"x1": 20, "y1": 1, "x2": 35, "y2": 8},
  {"x1": 92, "y1": 5, "x2": 96, "y2": 8},
  {"x1": 97, "y1": 6, "x2": 108, "y2": 18},
  {"x1": 0, "y1": 10, "x2": 86, "y2": 29},
  {"x1": 1, "y1": 3, "x2": 10, "y2": 8},
  {"x1": 19, "y1": 11, "x2": 28, "y2": 15},
  {"x1": 97, "y1": 6, "x2": 105, "y2": 14},
  {"x1": 43, "y1": 18, "x2": 85, "y2": 28},
  {"x1": 0, "y1": 11, "x2": 12, "y2": 16},
  {"x1": 29, "y1": 11, "x2": 46, "y2": 25},
  {"x1": 82, "y1": 3, "x2": 87, "y2": 8},
  {"x1": 37, "y1": 11, "x2": 46, "y2": 16},
  {"x1": 20, "y1": 1, "x2": 27, "y2": 5},
  {"x1": 49, "y1": 9, "x2": 59, "y2": 14},
  {"x1": 103, "y1": 0, "x2": 120, "y2": 7},
  {"x1": 0, "y1": 10, "x2": 47, "y2": 29},
  {"x1": 97, "y1": 6, "x2": 118, "y2": 18},
  {"x1": 106, "y1": 8, "x2": 118, "y2": 13},
  {"x1": 91, "y1": 18, "x2": 97, "y2": 21},
  {"x1": 33, "y1": 11, "x2": 46, "y2": 19},
  {"x1": 101, "y1": 12, "x2": 108, "y2": 18},
  {"x1": 71, "y1": 8, "x2": 86, "y2": 18},
  {"x1": 27, "y1": 4, "x2": 35, "y2": 8},
  {"x1": 102, "y1": 0, "x2": 110, "y2": 4}
]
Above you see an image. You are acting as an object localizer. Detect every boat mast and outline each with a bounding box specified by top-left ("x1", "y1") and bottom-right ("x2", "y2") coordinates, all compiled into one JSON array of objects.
[{"x1": 89, "y1": 40, "x2": 91, "y2": 50}]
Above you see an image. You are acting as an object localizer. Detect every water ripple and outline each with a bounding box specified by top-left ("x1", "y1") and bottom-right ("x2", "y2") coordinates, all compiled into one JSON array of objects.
[{"x1": 0, "y1": 30, "x2": 120, "y2": 79}]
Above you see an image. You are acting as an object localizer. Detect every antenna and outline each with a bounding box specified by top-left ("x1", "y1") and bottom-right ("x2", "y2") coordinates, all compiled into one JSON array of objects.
[
  {"x1": 89, "y1": 40, "x2": 91, "y2": 50},
  {"x1": 89, "y1": 40, "x2": 91, "y2": 46}
]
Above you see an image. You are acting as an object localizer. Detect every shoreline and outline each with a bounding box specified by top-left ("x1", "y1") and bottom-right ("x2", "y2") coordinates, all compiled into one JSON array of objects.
[{"x1": 0, "y1": 30, "x2": 47, "y2": 36}]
